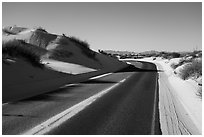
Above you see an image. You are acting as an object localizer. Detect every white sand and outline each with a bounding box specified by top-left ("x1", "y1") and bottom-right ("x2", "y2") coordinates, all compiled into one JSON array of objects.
[
  {"x1": 135, "y1": 57, "x2": 202, "y2": 134},
  {"x1": 3, "y1": 26, "x2": 129, "y2": 72},
  {"x1": 42, "y1": 59, "x2": 97, "y2": 74}
]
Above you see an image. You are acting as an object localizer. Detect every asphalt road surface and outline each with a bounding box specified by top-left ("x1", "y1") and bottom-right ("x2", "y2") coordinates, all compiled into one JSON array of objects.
[{"x1": 2, "y1": 61, "x2": 161, "y2": 135}]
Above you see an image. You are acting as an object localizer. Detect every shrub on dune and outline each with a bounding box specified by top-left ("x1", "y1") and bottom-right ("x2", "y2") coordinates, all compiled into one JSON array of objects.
[
  {"x1": 2, "y1": 40, "x2": 44, "y2": 68},
  {"x1": 170, "y1": 63, "x2": 178, "y2": 69},
  {"x1": 179, "y1": 59, "x2": 202, "y2": 80},
  {"x1": 69, "y1": 36, "x2": 90, "y2": 49},
  {"x1": 171, "y1": 58, "x2": 193, "y2": 69},
  {"x1": 197, "y1": 87, "x2": 202, "y2": 99},
  {"x1": 2, "y1": 28, "x2": 16, "y2": 35},
  {"x1": 161, "y1": 52, "x2": 181, "y2": 59},
  {"x1": 69, "y1": 36, "x2": 96, "y2": 59},
  {"x1": 3, "y1": 26, "x2": 27, "y2": 35},
  {"x1": 35, "y1": 26, "x2": 48, "y2": 33},
  {"x1": 171, "y1": 52, "x2": 181, "y2": 58}
]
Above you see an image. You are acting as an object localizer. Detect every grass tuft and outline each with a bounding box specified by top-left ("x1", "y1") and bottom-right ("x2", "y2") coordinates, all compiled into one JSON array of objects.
[
  {"x1": 2, "y1": 28, "x2": 16, "y2": 35},
  {"x1": 197, "y1": 87, "x2": 202, "y2": 99},
  {"x1": 35, "y1": 26, "x2": 48, "y2": 33},
  {"x1": 2, "y1": 40, "x2": 44, "y2": 68},
  {"x1": 69, "y1": 36, "x2": 90, "y2": 49},
  {"x1": 69, "y1": 36, "x2": 96, "y2": 58},
  {"x1": 170, "y1": 63, "x2": 178, "y2": 69},
  {"x1": 179, "y1": 59, "x2": 202, "y2": 80}
]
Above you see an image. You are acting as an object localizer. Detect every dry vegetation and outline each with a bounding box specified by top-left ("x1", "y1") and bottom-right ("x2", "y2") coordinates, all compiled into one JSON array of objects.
[
  {"x1": 35, "y1": 26, "x2": 48, "y2": 33},
  {"x1": 2, "y1": 40, "x2": 44, "y2": 68},
  {"x1": 2, "y1": 27, "x2": 16, "y2": 35},
  {"x1": 197, "y1": 87, "x2": 202, "y2": 99},
  {"x1": 169, "y1": 51, "x2": 202, "y2": 80},
  {"x1": 69, "y1": 36, "x2": 96, "y2": 59},
  {"x1": 179, "y1": 59, "x2": 202, "y2": 80},
  {"x1": 169, "y1": 51, "x2": 202, "y2": 98}
]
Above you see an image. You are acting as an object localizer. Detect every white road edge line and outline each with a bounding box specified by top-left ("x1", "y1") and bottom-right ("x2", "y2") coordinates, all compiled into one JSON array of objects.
[
  {"x1": 89, "y1": 73, "x2": 112, "y2": 80},
  {"x1": 22, "y1": 76, "x2": 129, "y2": 135},
  {"x1": 60, "y1": 73, "x2": 113, "y2": 88},
  {"x1": 150, "y1": 74, "x2": 158, "y2": 134}
]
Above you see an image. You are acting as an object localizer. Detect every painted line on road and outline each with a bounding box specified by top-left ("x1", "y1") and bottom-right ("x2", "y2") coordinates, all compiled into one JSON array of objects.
[
  {"x1": 22, "y1": 75, "x2": 129, "y2": 135},
  {"x1": 60, "y1": 83, "x2": 80, "y2": 88},
  {"x1": 60, "y1": 73, "x2": 113, "y2": 88},
  {"x1": 150, "y1": 74, "x2": 158, "y2": 135},
  {"x1": 89, "y1": 73, "x2": 112, "y2": 80}
]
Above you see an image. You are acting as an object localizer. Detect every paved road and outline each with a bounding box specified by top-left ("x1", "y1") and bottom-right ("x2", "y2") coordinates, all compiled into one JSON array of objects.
[
  {"x1": 2, "y1": 61, "x2": 161, "y2": 135},
  {"x1": 46, "y1": 61, "x2": 161, "y2": 135}
]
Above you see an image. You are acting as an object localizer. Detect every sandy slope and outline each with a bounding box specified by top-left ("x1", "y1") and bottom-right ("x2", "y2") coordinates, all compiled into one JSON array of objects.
[
  {"x1": 42, "y1": 59, "x2": 97, "y2": 74},
  {"x1": 2, "y1": 26, "x2": 128, "y2": 71}
]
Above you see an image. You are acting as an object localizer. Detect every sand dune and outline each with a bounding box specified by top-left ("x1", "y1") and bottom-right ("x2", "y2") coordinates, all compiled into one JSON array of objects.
[
  {"x1": 3, "y1": 26, "x2": 128, "y2": 71},
  {"x1": 2, "y1": 26, "x2": 129, "y2": 102}
]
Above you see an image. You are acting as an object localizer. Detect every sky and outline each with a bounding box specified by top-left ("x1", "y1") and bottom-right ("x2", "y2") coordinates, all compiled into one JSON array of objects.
[{"x1": 2, "y1": 2, "x2": 202, "y2": 52}]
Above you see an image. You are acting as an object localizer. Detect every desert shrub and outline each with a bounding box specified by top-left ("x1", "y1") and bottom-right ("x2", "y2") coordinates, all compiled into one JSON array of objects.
[
  {"x1": 69, "y1": 36, "x2": 90, "y2": 49},
  {"x1": 197, "y1": 52, "x2": 202, "y2": 58},
  {"x1": 171, "y1": 58, "x2": 192, "y2": 69},
  {"x1": 2, "y1": 27, "x2": 16, "y2": 35},
  {"x1": 162, "y1": 54, "x2": 170, "y2": 59},
  {"x1": 181, "y1": 51, "x2": 202, "y2": 59},
  {"x1": 197, "y1": 87, "x2": 202, "y2": 99},
  {"x1": 170, "y1": 63, "x2": 178, "y2": 69},
  {"x1": 69, "y1": 36, "x2": 96, "y2": 59},
  {"x1": 192, "y1": 51, "x2": 202, "y2": 59},
  {"x1": 179, "y1": 59, "x2": 202, "y2": 80},
  {"x1": 161, "y1": 52, "x2": 172, "y2": 59},
  {"x1": 162, "y1": 52, "x2": 181, "y2": 59},
  {"x1": 53, "y1": 36, "x2": 96, "y2": 59},
  {"x1": 2, "y1": 40, "x2": 44, "y2": 68},
  {"x1": 35, "y1": 26, "x2": 47, "y2": 33},
  {"x1": 3, "y1": 26, "x2": 28, "y2": 35},
  {"x1": 171, "y1": 52, "x2": 180, "y2": 58}
]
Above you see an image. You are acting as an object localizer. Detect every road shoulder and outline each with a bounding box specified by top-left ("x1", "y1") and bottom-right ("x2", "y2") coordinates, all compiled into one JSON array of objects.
[{"x1": 156, "y1": 63, "x2": 201, "y2": 135}]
